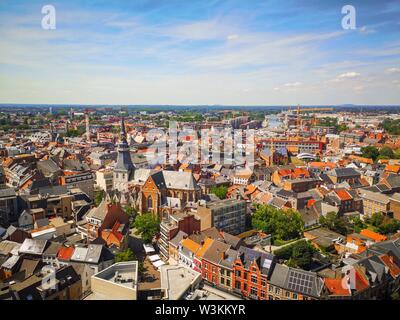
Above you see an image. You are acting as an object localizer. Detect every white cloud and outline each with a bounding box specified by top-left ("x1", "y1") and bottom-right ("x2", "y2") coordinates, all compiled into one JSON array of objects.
[
  {"x1": 331, "y1": 72, "x2": 361, "y2": 82},
  {"x1": 385, "y1": 67, "x2": 400, "y2": 74},
  {"x1": 337, "y1": 72, "x2": 361, "y2": 79},
  {"x1": 283, "y1": 82, "x2": 302, "y2": 87}
]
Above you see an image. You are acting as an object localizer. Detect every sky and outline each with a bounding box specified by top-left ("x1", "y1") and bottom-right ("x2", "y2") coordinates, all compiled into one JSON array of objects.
[{"x1": 0, "y1": 0, "x2": 399, "y2": 106}]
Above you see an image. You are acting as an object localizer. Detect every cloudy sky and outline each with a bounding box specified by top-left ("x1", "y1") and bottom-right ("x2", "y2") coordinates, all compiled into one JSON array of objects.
[{"x1": 0, "y1": 0, "x2": 399, "y2": 105}]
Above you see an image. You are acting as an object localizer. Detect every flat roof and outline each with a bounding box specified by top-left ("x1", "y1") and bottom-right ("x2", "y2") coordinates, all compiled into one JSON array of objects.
[
  {"x1": 93, "y1": 261, "x2": 138, "y2": 290},
  {"x1": 160, "y1": 265, "x2": 201, "y2": 300}
]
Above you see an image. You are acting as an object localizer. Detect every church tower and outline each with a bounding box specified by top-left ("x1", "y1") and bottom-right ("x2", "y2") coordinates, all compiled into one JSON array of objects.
[{"x1": 113, "y1": 117, "x2": 134, "y2": 192}]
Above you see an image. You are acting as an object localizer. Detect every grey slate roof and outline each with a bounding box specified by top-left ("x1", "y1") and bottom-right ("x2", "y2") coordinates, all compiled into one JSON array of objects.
[
  {"x1": 86, "y1": 200, "x2": 107, "y2": 221},
  {"x1": 269, "y1": 264, "x2": 324, "y2": 298},
  {"x1": 162, "y1": 170, "x2": 198, "y2": 190},
  {"x1": 85, "y1": 244, "x2": 103, "y2": 264},
  {"x1": 385, "y1": 174, "x2": 400, "y2": 189},
  {"x1": 130, "y1": 168, "x2": 152, "y2": 184},
  {"x1": 237, "y1": 246, "x2": 275, "y2": 276},
  {"x1": 220, "y1": 248, "x2": 238, "y2": 268},
  {"x1": 1, "y1": 255, "x2": 21, "y2": 270},
  {"x1": 63, "y1": 159, "x2": 90, "y2": 171},
  {"x1": 19, "y1": 238, "x2": 48, "y2": 255},
  {"x1": 328, "y1": 167, "x2": 361, "y2": 178},
  {"x1": 357, "y1": 255, "x2": 388, "y2": 283},
  {"x1": 169, "y1": 230, "x2": 188, "y2": 247}
]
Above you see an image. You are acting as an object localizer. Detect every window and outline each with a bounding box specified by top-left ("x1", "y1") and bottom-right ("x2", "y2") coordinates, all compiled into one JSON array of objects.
[
  {"x1": 268, "y1": 285, "x2": 274, "y2": 292},
  {"x1": 250, "y1": 286, "x2": 257, "y2": 296},
  {"x1": 251, "y1": 275, "x2": 257, "y2": 284},
  {"x1": 275, "y1": 287, "x2": 280, "y2": 295},
  {"x1": 226, "y1": 279, "x2": 231, "y2": 287},
  {"x1": 261, "y1": 279, "x2": 266, "y2": 287},
  {"x1": 235, "y1": 281, "x2": 241, "y2": 290},
  {"x1": 147, "y1": 196, "x2": 153, "y2": 209},
  {"x1": 293, "y1": 293, "x2": 298, "y2": 300},
  {"x1": 285, "y1": 291, "x2": 290, "y2": 298}
]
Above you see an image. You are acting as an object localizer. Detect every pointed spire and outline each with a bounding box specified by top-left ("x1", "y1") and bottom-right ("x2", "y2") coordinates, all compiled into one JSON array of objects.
[{"x1": 120, "y1": 117, "x2": 126, "y2": 138}]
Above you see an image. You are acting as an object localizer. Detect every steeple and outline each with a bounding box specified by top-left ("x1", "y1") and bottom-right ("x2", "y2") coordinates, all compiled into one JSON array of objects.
[
  {"x1": 120, "y1": 116, "x2": 127, "y2": 139},
  {"x1": 115, "y1": 117, "x2": 134, "y2": 173}
]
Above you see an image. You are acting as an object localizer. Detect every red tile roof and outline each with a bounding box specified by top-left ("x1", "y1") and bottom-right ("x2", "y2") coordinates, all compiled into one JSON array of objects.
[
  {"x1": 57, "y1": 246, "x2": 74, "y2": 261},
  {"x1": 380, "y1": 254, "x2": 400, "y2": 278},
  {"x1": 334, "y1": 189, "x2": 353, "y2": 201}
]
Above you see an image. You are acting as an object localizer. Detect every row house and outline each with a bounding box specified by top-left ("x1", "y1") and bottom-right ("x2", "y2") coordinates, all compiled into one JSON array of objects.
[
  {"x1": 359, "y1": 189, "x2": 391, "y2": 217},
  {"x1": 324, "y1": 189, "x2": 362, "y2": 214},
  {"x1": 231, "y1": 246, "x2": 275, "y2": 300}
]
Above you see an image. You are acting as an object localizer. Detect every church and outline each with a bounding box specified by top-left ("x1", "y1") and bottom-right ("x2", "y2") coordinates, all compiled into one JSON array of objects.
[{"x1": 112, "y1": 118, "x2": 201, "y2": 219}]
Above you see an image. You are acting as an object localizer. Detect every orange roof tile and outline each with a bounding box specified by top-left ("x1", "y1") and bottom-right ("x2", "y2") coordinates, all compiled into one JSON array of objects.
[
  {"x1": 181, "y1": 238, "x2": 201, "y2": 254},
  {"x1": 380, "y1": 254, "x2": 400, "y2": 278},
  {"x1": 57, "y1": 246, "x2": 74, "y2": 261},
  {"x1": 195, "y1": 238, "x2": 214, "y2": 258},
  {"x1": 385, "y1": 164, "x2": 400, "y2": 174},
  {"x1": 348, "y1": 155, "x2": 374, "y2": 164},
  {"x1": 360, "y1": 229, "x2": 387, "y2": 242},
  {"x1": 309, "y1": 162, "x2": 336, "y2": 169},
  {"x1": 335, "y1": 189, "x2": 353, "y2": 201},
  {"x1": 324, "y1": 278, "x2": 350, "y2": 296},
  {"x1": 245, "y1": 185, "x2": 258, "y2": 195}
]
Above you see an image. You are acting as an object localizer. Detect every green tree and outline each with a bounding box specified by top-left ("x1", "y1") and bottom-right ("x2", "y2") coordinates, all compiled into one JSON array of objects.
[
  {"x1": 252, "y1": 205, "x2": 304, "y2": 242},
  {"x1": 351, "y1": 216, "x2": 367, "y2": 233},
  {"x1": 124, "y1": 205, "x2": 137, "y2": 217},
  {"x1": 210, "y1": 185, "x2": 228, "y2": 200},
  {"x1": 124, "y1": 205, "x2": 138, "y2": 228},
  {"x1": 379, "y1": 146, "x2": 395, "y2": 159},
  {"x1": 361, "y1": 146, "x2": 380, "y2": 161},
  {"x1": 94, "y1": 190, "x2": 104, "y2": 207},
  {"x1": 394, "y1": 148, "x2": 400, "y2": 159},
  {"x1": 378, "y1": 219, "x2": 400, "y2": 235},
  {"x1": 65, "y1": 128, "x2": 85, "y2": 137},
  {"x1": 319, "y1": 212, "x2": 348, "y2": 235},
  {"x1": 381, "y1": 118, "x2": 400, "y2": 135},
  {"x1": 274, "y1": 240, "x2": 316, "y2": 270},
  {"x1": 134, "y1": 213, "x2": 160, "y2": 243},
  {"x1": 115, "y1": 248, "x2": 136, "y2": 262},
  {"x1": 370, "y1": 212, "x2": 384, "y2": 227},
  {"x1": 336, "y1": 124, "x2": 348, "y2": 133}
]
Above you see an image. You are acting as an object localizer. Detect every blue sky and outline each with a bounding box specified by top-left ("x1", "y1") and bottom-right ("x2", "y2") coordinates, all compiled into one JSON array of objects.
[{"x1": 0, "y1": 0, "x2": 399, "y2": 105}]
